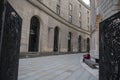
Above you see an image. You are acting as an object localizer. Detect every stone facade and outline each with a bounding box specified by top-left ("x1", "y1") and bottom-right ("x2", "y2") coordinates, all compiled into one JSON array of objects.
[
  {"x1": 8, "y1": 0, "x2": 90, "y2": 54},
  {"x1": 90, "y1": 0, "x2": 120, "y2": 61}
]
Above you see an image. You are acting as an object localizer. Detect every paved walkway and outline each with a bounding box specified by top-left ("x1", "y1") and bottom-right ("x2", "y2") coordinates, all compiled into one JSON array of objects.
[{"x1": 18, "y1": 54, "x2": 98, "y2": 80}]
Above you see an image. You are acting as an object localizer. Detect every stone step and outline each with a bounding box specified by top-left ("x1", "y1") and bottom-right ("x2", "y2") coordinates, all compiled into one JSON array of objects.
[{"x1": 19, "y1": 52, "x2": 83, "y2": 59}]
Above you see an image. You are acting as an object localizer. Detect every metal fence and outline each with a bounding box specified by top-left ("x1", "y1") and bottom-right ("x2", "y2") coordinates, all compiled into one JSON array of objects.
[{"x1": 99, "y1": 12, "x2": 120, "y2": 80}]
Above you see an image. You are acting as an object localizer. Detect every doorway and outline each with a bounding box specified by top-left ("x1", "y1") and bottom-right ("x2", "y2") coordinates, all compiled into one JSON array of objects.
[
  {"x1": 87, "y1": 38, "x2": 90, "y2": 52},
  {"x1": 68, "y1": 32, "x2": 72, "y2": 52},
  {"x1": 78, "y1": 35, "x2": 81, "y2": 52},
  {"x1": 53, "y1": 27, "x2": 59, "y2": 52},
  {"x1": 28, "y1": 16, "x2": 40, "y2": 52}
]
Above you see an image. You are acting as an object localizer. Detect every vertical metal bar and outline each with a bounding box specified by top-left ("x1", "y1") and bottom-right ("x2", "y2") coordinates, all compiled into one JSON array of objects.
[
  {"x1": 0, "y1": 0, "x2": 7, "y2": 59},
  {"x1": 0, "y1": 1, "x2": 22, "y2": 80},
  {"x1": 0, "y1": 0, "x2": 7, "y2": 79}
]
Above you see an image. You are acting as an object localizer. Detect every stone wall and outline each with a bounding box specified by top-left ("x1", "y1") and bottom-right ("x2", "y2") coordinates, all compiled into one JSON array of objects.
[{"x1": 8, "y1": 0, "x2": 90, "y2": 54}]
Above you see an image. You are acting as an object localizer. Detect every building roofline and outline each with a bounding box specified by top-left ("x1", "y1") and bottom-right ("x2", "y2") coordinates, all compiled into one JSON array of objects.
[{"x1": 78, "y1": 0, "x2": 90, "y2": 10}]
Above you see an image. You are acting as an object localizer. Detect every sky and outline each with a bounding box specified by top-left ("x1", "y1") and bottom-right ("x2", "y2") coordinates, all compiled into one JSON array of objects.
[{"x1": 82, "y1": 0, "x2": 90, "y2": 5}]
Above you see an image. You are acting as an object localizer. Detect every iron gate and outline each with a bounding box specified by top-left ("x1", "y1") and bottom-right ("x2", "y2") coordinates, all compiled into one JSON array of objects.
[
  {"x1": 0, "y1": 1, "x2": 22, "y2": 80},
  {"x1": 99, "y1": 12, "x2": 120, "y2": 80}
]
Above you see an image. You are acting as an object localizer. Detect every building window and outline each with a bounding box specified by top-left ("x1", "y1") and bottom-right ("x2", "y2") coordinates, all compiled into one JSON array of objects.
[
  {"x1": 79, "y1": 4, "x2": 82, "y2": 27},
  {"x1": 68, "y1": 32, "x2": 72, "y2": 52},
  {"x1": 87, "y1": 11, "x2": 89, "y2": 30},
  {"x1": 56, "y1": 5, "x2": 60, "y2": 15},
  {"x1": 87, "y1": 11, "x2": 89, "y2": 23},
  {"x1": 79, "y1": 12, "x2": 81, "y2": 19},
  {"x1": 69, "y1": 15, "x2": 72, "y2": 23},
  {"x1": 56, "y1": 0, "x2": 61, "y2": 15},
  {"x1": 79, "y1": 4, "x2": 81, "y2": 11},
  {"x1": 88, "y1": 17, "x2": 89, "y2": 23},
  {"x1": 69, "y1": 4, "x2": 72, "y2": 13},
  {"x1": 79, "y1": 12, "x2": 82, "y2": 27},
  {"x1": 78, "y1": 35, "x2": 82, "y2": 52},
  {"x1": 69, "y1": 3, "x2": 72, "y2": 23},
  {"x1": 87, "y1": 38, "x2": 90, "y2": 52}
]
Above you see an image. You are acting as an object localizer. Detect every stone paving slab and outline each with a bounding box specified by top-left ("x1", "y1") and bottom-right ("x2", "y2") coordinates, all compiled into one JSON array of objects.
[{"x1": 18, "y1": 54, "x2": 98, "y2": 80}]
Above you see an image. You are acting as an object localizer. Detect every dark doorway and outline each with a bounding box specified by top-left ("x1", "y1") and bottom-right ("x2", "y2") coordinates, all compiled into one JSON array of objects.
[
  {"x1": 53, "y1": 27, "x2": 59, "y2": 52},
  {"x1": 87, "y1": 38, "x2": 90, "y2": 52},
  {"x1": 68, "y1": 32, "x2": 72, "y2": 52},
  {"x1": 78, "y1": 35, "x2": 81, "y2": 52},
  {"x1": 28, "y1": 16, "x2": 40, "y2": 52}
]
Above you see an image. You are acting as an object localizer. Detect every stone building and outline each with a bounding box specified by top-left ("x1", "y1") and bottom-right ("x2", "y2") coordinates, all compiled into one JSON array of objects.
[
  {"x1": 8, "y1": 0, "x2": 90, "y2": 55},
  {"x1": 90, "y1": 0, "x2": 120, "y2": 62}
]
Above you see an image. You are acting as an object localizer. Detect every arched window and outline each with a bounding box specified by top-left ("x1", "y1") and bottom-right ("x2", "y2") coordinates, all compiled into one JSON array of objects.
[
  {"x1": 68, "y1": 32, "x2": 72, "y2": 52},
  {"x1": 53, "y1": 27, "x2": 59, "y2": 52},
  {"x1": 28, "y1": 16, "x2": 40, "y2": 52},
  {"x1": 56, "y1": 0, "x2": 61, "y2": 15},
  {"x1": 69, "y1": 3, "x2": 72, "y2": 23},
  {"x1": 78, "y1": 35, "x2": 81, "y2": 52}
]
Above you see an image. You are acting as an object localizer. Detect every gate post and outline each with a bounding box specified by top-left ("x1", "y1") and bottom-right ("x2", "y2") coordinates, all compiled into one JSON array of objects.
[
  {"x1": 0, "y1": 0, "x2": 7, "y2": 52},
  {"x1": 99, "y1": 12, "x2": 120, "y2": 80},
  {"x1": 0, "y1": 1, "x2": 22, "y2": 80}
]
